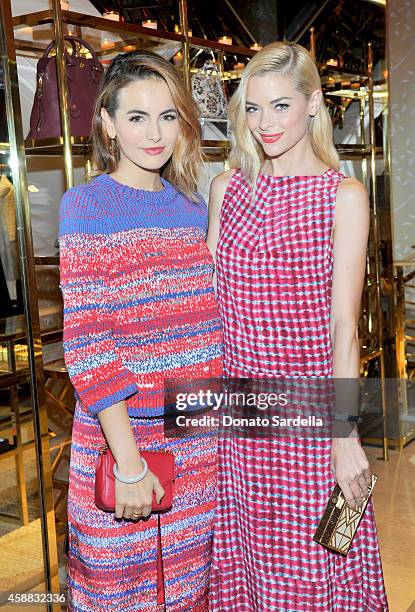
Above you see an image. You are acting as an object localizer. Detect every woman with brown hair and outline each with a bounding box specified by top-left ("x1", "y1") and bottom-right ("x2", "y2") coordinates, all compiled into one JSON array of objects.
[{"x1": 59, "y1": 50, "x2": 222, "y2": 611}]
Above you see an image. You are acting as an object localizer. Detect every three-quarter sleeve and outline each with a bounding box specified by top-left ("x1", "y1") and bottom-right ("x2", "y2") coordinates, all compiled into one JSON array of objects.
[{"x1": 58, "y1": 187, "x2": 139, "y2": 415}]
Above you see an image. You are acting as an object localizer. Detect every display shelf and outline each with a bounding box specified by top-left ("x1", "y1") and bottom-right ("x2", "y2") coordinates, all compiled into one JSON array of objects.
[
  {"x1": 0, "y1": 370, "x2": 31, "y2": 391},
  {"x1": 34, "y1": 256, "x2": 59, "y2": 266},
  {"x1": 360, "y1": 348, "x2": 382, "y2": 365},
  {"x1": 320, "y1": 65, "x2": 368, "y2": 83},
  {"x1": 23, "y1": 137, "x2": 231, "y2": 157},
  {"x1": 12, "y1": 10, "x2": 255, "y2": 59},
  {"x1": 202, "y1": 139, "x2": 230, "y2": 149},
  {"x1": 326, "y1": 87, "x2": 387, "y2": 99},
  {"x1": 13, "y1": 10, "x2": 185, "y2": 46},
  {"x1": 24, "y1": 136, "x2": 91, "y2": 157},
  {"x1": 0, "y1": 439, "x2": 37, "y2": 461},
  {"x1": 336, "y1": 144, "x2": 383, "y2": 157},
  {"x1": 12, "y1": 39, "x2": 52, "y2": 59},
  {"x1": 3, "y1": 138, "x2": 387, "y2": 159},
  {"x1": 12, "y1": 9, "x2": 53, "y2": 29},
  {"x1": 185, "y1": 35, "x2": 254, "y2": 56}
]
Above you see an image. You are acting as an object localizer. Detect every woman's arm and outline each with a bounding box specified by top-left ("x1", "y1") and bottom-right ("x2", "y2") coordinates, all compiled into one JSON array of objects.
[
  {"x1": 329, "y1": 177, "x2": 372, "y2": 508},
  {"x1": 59, "y1": 189, "x2": 139, "y2": 415},
  {"x1": 206, "y1": 169, "x2": 235, "y2": 262},
  {"x1": 59, "y1": 187, "x2": 163, "y2": 519}
]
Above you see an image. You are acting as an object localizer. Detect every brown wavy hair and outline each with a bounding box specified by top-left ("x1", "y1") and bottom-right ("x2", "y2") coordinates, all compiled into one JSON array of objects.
[{"x1": 91, "y1": 49, "x2": 203, "y2": 201}]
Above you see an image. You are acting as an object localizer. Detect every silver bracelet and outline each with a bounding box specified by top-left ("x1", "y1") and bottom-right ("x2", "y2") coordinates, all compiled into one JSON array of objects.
[{"x1": 113, "y1": 457, "x2": 148, "y2": 484}]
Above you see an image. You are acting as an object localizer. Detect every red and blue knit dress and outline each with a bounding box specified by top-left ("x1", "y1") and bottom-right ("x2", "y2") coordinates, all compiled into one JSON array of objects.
[
  {"x1": 59, "y1": 173, "x2": 223, "y2": 611},
  {"x1": 210, "y1": 168, "x2": 388, "y2": 611}
]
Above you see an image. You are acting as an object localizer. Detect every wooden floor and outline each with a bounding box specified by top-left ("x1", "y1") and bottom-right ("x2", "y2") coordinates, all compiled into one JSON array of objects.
[{"x1": 366, "y1": 443, "x2": 415, "y2": 612}]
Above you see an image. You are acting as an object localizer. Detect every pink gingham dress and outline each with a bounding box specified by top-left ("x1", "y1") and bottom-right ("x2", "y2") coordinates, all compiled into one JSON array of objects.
[{"x1": 209, "y1": 168, "x2": 388, "y2": 611}]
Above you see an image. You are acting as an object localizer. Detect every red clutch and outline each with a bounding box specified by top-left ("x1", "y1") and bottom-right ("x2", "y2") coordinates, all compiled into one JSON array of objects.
[{"x1": 95, "y1": 445, "x2": 175, "y2": 513}]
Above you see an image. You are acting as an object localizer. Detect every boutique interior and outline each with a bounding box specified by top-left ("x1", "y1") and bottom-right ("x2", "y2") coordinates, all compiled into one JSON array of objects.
[{"x1": 0, "y1": 0, "x2": 414, "y2": 610}]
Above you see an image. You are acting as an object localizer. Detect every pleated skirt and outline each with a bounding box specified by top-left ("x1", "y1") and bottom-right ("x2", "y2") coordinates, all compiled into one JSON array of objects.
[
  {"x1": 209, "y1": 434, "x2": 389, "y2": 611},
  {"x1": 67, "y1": 401, "x2": 217, "y2": 611}
]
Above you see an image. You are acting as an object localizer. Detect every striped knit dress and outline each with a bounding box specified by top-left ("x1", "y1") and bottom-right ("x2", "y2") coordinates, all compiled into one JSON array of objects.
[
  {"x1": 210, "y1": 168, "x2": 388, "y2": 611},
  {"x1": 59, "y1": 173, "x2": 223, "y2": 611}
]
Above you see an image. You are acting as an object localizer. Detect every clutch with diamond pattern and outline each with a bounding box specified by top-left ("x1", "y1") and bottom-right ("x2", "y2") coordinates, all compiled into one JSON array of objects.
[{"x1": 313, "y1": 474, "x2": 378, "y2": 555}]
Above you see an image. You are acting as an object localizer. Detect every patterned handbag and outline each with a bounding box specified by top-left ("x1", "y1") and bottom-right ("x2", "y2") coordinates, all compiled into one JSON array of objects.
[
  {"x1": 191, "y1": 60, "x2": 228, "y2": 119},
  {"x1": 313, "y1": 473, "x2": 378, "y2": 555}
]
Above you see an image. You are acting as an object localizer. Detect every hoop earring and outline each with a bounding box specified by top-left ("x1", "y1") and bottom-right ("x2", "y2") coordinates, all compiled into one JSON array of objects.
[{"x1": 109, "y1": 137, "x2": 118, "y2": 157}]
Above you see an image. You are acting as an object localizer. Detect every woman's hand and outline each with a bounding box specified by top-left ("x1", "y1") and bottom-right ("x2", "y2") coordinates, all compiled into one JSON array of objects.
[
  {"x1": 331, "y1": 432, "x2": 372, "y2": 509},
  {"x1": 114, "y1": 466, "x2": 165, "y2": 520},
  {"x1": 97, "y1": 401, "x2": 165, "y2": 520}
]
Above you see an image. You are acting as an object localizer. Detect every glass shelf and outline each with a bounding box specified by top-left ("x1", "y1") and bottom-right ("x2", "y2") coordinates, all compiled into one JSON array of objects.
[{"x1": 24, "y1": 136, "x2": 91, "y2": 156}]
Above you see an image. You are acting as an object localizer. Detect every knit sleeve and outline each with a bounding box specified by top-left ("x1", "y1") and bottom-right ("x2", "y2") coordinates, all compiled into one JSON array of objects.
[{"x1": 58, "y1": 186, "x2": 139, "y2": 415}]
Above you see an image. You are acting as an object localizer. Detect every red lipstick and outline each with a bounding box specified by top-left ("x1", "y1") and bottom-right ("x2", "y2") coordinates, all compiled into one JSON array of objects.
[{"x1": 260, "y1": 132, "x2": 283, "y2": 144}]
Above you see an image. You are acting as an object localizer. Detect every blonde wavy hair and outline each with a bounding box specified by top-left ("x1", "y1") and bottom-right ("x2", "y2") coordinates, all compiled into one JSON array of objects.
[
  {"x1": 229, "y1": 41, "x2": 340, "y2": 185},
  {"x1": 91, "y1": 50, "x2": 203, "y2": 201}
]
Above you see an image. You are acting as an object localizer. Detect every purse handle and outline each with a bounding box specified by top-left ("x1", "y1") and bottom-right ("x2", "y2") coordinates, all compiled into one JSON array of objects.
[
  {"x1": 199, "y1": 59, "x2": 222, "y2": 77},
  {"x1": 42, "y1": 36, "x2": 101, "y2": 68}
]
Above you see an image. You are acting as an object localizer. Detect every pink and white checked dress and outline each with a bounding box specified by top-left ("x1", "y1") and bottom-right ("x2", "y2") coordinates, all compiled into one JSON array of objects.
[{"x1": 210, "y1": 169, "x2": 388, "y2": 611}]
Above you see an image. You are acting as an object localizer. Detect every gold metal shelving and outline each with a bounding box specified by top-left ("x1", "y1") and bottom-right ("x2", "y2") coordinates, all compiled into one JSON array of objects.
[{"x1": 12, "y1": 9, "x2": 255, "y2": 58}]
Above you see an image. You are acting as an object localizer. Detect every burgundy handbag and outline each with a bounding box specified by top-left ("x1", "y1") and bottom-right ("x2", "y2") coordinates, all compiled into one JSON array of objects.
[
  {"x1": 95, "y1": 446, "x2": 175, "y2": 513},
  {"x1": 27, "y1": 36, "x2": 103, "y2": 140}
]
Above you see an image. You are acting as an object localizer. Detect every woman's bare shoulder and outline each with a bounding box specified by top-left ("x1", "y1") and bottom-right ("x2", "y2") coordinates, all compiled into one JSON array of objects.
[
  {"x1": 337, "y1": 176, "x2": 368, "y2": 203},
  {"x1": 210, "y1": 168, "x2": 237, "y2": 192},
  {"x1": 335, "y1": 177, "x2": 369, "y2": 230},
  {"x1": 209, "y1": 169, "x2": 237, "y2": 208}
]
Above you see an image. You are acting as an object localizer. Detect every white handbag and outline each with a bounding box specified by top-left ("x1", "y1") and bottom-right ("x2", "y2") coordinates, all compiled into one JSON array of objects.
[{"x1": 191, "y1": 60, "x2": 228, "y2": 119}]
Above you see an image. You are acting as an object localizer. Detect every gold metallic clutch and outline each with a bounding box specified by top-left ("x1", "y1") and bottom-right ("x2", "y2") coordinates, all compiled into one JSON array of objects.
[{"x1": 313, "y1": 474, "x2": 378, "y2": 555}]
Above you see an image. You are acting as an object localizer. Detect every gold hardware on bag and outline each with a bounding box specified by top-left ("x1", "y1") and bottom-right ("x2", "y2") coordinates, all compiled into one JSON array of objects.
[{"x1": 313, "y1": 474, "x2": 378, "y2": 555}]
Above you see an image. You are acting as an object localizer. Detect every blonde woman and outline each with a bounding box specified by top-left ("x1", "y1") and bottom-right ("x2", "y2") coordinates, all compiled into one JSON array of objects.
[
  {"x1": 207, "y1": 42, "x2": 388, "y2": 610},
  {"x1": 59, "y1": 50, "x2": 222, "y2": 611}
]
